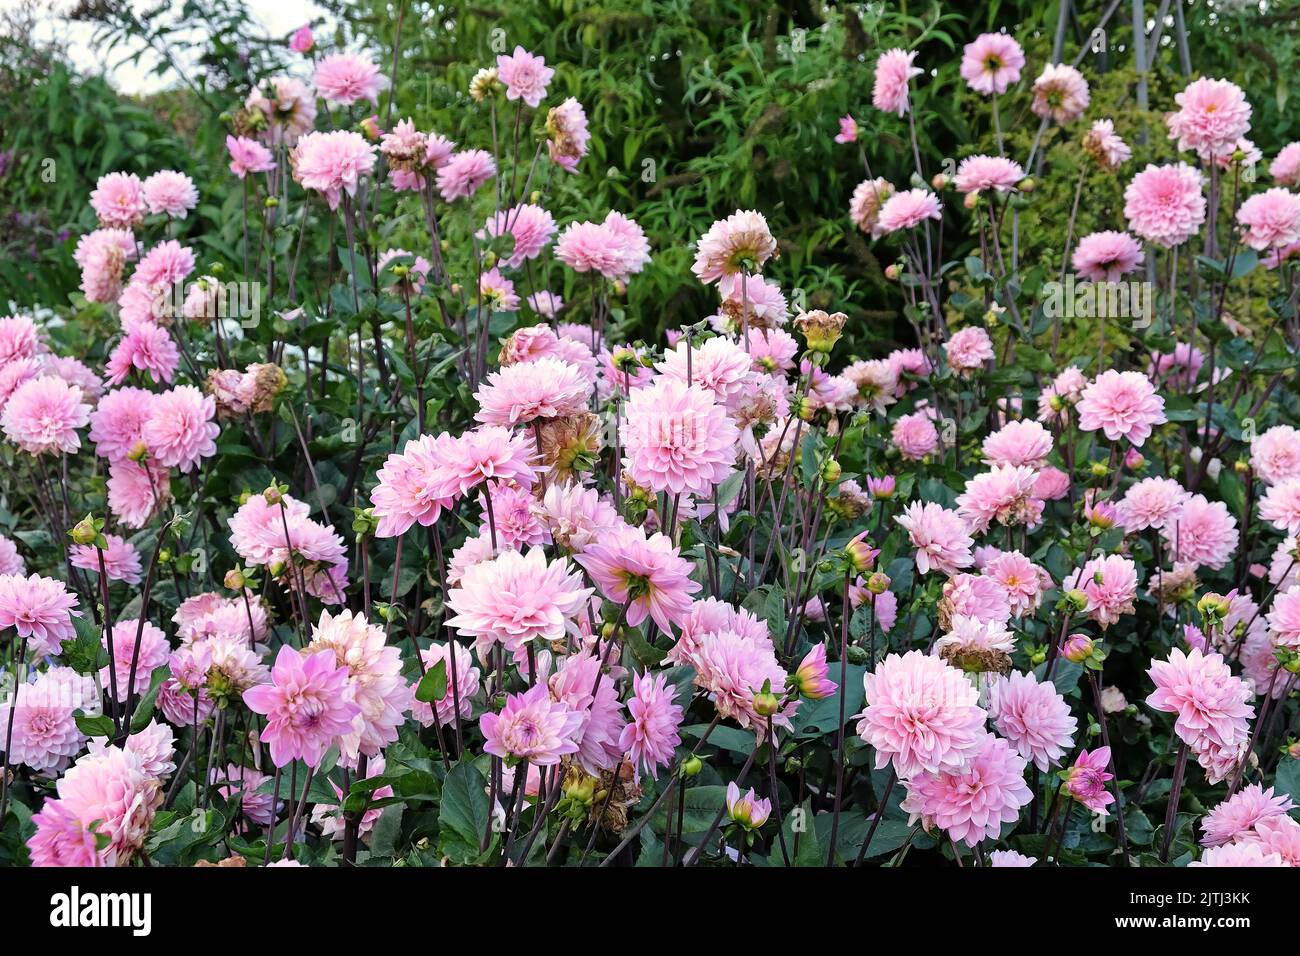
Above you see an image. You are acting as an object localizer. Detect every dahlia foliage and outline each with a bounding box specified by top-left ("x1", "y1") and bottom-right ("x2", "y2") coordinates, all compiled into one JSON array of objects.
[{"x1": 5, "y1": 20, "x2": 1300, "y2": 871}]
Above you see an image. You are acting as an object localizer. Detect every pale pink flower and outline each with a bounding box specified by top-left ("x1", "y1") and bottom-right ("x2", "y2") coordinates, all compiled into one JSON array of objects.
[
  {"x1": 745, "y1": 326, "x2": 798, "y2": 372},
  {"x1": 989, "y1": 849, "x2": 1036, "y2": 866},
  {"x1": 0, "y1": 314, "x2": 41, "y2": 365},
  {"x1": 107, "y1": 458, "x2": 171, "y2": 528},
  {"x1": 73, "y1": 228, "x2": 135, "y2": 303},
  {"x1": 496, "y1": 46, "x2": 554, "y2": 108},
  {"x1": 1072, "y1": 230, "x2": 1144, "y2": 282},
  {"x1": 956, "y1": 465, "x2": 1039, "y2": 534},
  {"x1": 692, "y1": 628, "x2": 794, "y2": 736},
  {"x1": 69, "y1": 533, "x2": 142, "y2": 586},
  {"x1": 141, "y1": 170, "x2": 198, "y2": 218},
  {"x1": 960, "y1": 33, "x2": 1024, "y2": 96},
  {"x1": 989, "y1": 671, "x2": 1076, "y2": 771},
  {"x1": 1251, "y1": 425, "x2": 1300, "y2": 485},
  {"x1": 90, "y1": 171, "x2": 147, "y2": 228},
  {"x1": 621, "y1": 377, "x2": 738, "y2": 496},
  {"x1": 474, "y1": 357, "x2": 592, "y2": 426},
  {"x1": 479, "y1": 266, "x2": 519, "y2": 311},
  {"x1": 982, "y1": 419, "x2": 1052, "y2": 467},
  {"x1": 0, "y1": 667, "x2": 94, "y2": 772},
  {"x1": 895, "y1": 501, "x2": 974, "y2": 576},
  {"x1": 534, "y1": 481, "x2": 621, "y2": 553},
  {"x1": 1083, "y1": 119, "x2": 1131, "y2": 170},
  {"x1": 1265, "y1": 587, "x2": 1300, "y2": 649},
  {"x1": 873, "y1": 49, "x2": 922, "y2": 116},
  {"x1": 1200, "y1": 784, "x2": 1295, "y2": 847},
  {"x1": 1260, "y1": 478, "x2": 1300, "y2": 535},
  {"x1": 982, "y1": 550, "x2": 1050, "y2": 617},
  {"x1": 1191, "y1": 842, "x2": 1285, "y2": 867},
  {"x1": 1117, "y1": 477, "x2": 1190, "y2": 532},
  {"x1": 212, "y1": 763, "x2": 280, "y2": 826},
  {"x1": 1, "y1": 376, "x2": 89, "y2": 455},
  {"x1": 691, "y1": 209, "x2": 776, "y2": 284},
  {"x1": 575, "y1": 524, "x2": 700, "y2": 632},
  {"x1": 547, "y1": 650, "x2": 626, "y2": 774},
  {"x1": 483, "y1": 203, "x2": 557, "y2": 267},
  {"x1": 476, "y1": 481, "x2": 547, "y2": 549},
  {"x1": 411, "y1": 641, "x2": 480, "y2": 728},
  {"x1": 842, "y1": 359, "x2": 898, "y2": 413},
  {"x1": 546, "y1": 97, "x2": 590, "y2": 172},
  {"x1": 1242, "y1": 815, "x2": 1300, "y2": 866},
  {"x1": 132, "y1": 240, "x2": 195, "y2": 289},
  {"x1": 42, "y1": 356, "x2": 103, "y2": 400},
  {"x1": 794, "y1": 643, "x2": 837, "y2": 700},
  {"x1": 953, "y1": 155, "x2": 1024, "y2": 195},
  {"x1": 439, "y1": 426, "x2": 538, "y2": 497},
  {"x1": 446, "y1": 547, "x2": 591, "y2": 657},
  {"x1": 0, "y1": 535, "x2": 24, "y2": 576},
  {"x1": 1076, "y1": 369, "x2": 1167, "y2": 445},
  {"x1": 1147, "y1": 646, "x2": 1254, "y2": 753},
  {"x1": 1123, "y1": 162, "x2": 1206, "y2": 247},
  {"x1": 1031, "y1": 63, "x2": 1089, "y2": 123},
  {"x1": 105, "y1": 324, "x2": 180, "y2": 386},
  {"x1": 1166, "y1": 77, "x2": 1252, "y2": 160},
  {"x1": 141, "y1": 384, "x2": 218, "y2": 473},
  {"x1": 481, "y1": 683, "x2": 582, "y2": 766},
  {"x1": 891, "y1": 410, "x2": 940, "y2": 460},
  {"x1": 1064, "y1": 747, "x2": 1115, "y2": 815},
  {"x1": 944, "y1": 326, "x2": 995, "y2": 375},
  {"x1": 1236, "y1": 187, "x2": 1300, "y2": 250},
  {"x1": 369, "y1": 432, "x2": 460, "y2": 538},
  {"x1": 100, "y1": 619, "x2": 169, "y2": 704},
  {"x1": 834, "y1": 115, "x2": 858, "y2": 144},
  {"x1": 1079, "y1": 553, "x2": 1139, "y2": 629},
  {"x1": 293, "y1": 130, "x2": 377, "y2": 209},
  {"x1": 655, "y1": 336, "x2": 753, "y2": 406},
  {"x1": 376, "y1": 248, "x2": 430, "y2": 295},
  {"x1": 0, "y1": 574, "x2": 79, "y2": 656},
  {"x1": 1270, "y1": 142, "x2": 1300, "y2": 187},
  {"x1": 289, "y1": 24, "x2": 313, "y2": 53},
  {"x1": 1162, "y1": 493, "x2": 1237, "y2": 571},
  {"x1": 226, "y1": 135, "x2": 276, "y2": 179},
  {"x1": 850, "y1": 177, "x2": 895, "y2": 238},
  {"x1": 1148, "y1": 341, "x2": 1206, "y2": 388},
  {"x1": 877, "y1": 188, "x2": 942, "y2": 233},
  {"x1": 527, "y1": 291, "x2": 564, "y2": 318},
  {"x1": 856, "y1": 650, "x2": 987, "y2": 778},
  {"x1": 725, "y1": 781, "x2": 771, "y2": 829},
  {"x1": 900, "y1": 733, "x2": 1030, "y2": 847},
  {"x1": 668, "y1": 597, "x2": 768, "y2": 667},
  {"x1": 436, "y1": 149, "x2": 497, "y2": 202},
  {"x1": 313, "y1": 53, "x2": 386, "y2": 105},
  {"x1": 243, "y1": 645, "x2": 361, "y2": 768}
]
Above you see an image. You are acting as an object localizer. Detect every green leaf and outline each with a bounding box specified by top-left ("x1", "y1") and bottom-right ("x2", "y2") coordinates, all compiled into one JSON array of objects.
[
  {"x1": 74, "y1": 712, "x2": 116, "y2": 738},
  {"x1": 414, "y1": 660, "x2": 448, "y2": 704},
  {"x1": 1275, "y1": 759, "x2": 1300, "y2": 806},
  {"x1": 438, "y1": 761, "x2": 491, "y2": 864}
]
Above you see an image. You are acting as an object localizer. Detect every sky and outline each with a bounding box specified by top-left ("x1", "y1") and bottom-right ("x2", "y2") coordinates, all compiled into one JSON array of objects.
[{"x1": 3, "y1": 0, "x2": 328, "y2": 94}]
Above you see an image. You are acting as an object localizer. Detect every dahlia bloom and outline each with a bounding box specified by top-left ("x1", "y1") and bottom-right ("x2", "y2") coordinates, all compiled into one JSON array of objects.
[
  {"x1": 293, "y1": 131, "x2": 378, "y2": 209},
  {"x1": 1063, "y1": 747, "x2": 1115, "y2": 815},
  {"x1": 142, "y1": 170, "x2": 198, "y2": 218},
  {"x1": 621, "y1": 377, "x2": 738, "y2": 496},
  {"x1": 1078, "y1": 553, "x2": 1138, "y2": 629},
  {"x1": 546, "y1": 97, "x2": 590, "y2": 172},
  {"x1": 1147, "y1": 647, "x2": 1254, "y2": 753},
  {"x1": 895, "y1": 501, "x2": 975, "y2": 576},
  {"x1": 1117, "y1": 477, "x2": 1190, "y2": 532},
  {"x1": 850, "y1": 177, "x2": 895, "y2": 238},
  {"x1": 1271, "y1": 142, "x2": 1300, "y2": 187},
  {"x1": 1029, "y1": 63, "x2": 1089, "y2": 123},
  {"x1": 108, "y1": 458, "x2": 171, "y2": 528},
  {"x1": 982, "y1": 550, "x2": 1050, "y2": 617},
  {"x1": 0, "y1": 573, "x2": 80, "y2": 656},
  {"x1": 369, "y1": 432, "x2": 460, "y2": 537},
  {"x1": 0, "y1": 535, "x2": 24, "y2": 576},
  {"x1": 439, "y1": 426, "x2": 539, "y2": 497},
  {"x1": 1161, "y1": 493, "x2": 1237, "y2": 571},
  {"x1": 691, "y1": 209, "x2": 777, "y2": 284},
  {"x1": 988, "y1": 671, "x2": 1076, "y2": 771},
  {"x1": 1242, "y1": 815, "x2": 1300, "y2": 866},
  {"x1": 1166, "y1": 77, "x2": 1252, "y2": 160},
  {"x1": 876, "y1": 188, "x2": 942, "y2": 233},
  {"x1": 1076, "y1": 370, "x2": 1167, "y2": 446},
  {"x1": 243, "y1": 645, "x2": 361, "y2": 768},
  {"x1": 834, "y1": 115, "x2": 858, "y2": 144},
  {"x1": 944, "y1": 326, "x2": 995, "y2": 376},
  {"x1": 100, "y1": 619, "x2": 170, "y2": 704},
  {"x1": 0, "y1": 666, "x2": 95, "y2": 772},
  {"x1": 891, "y1": 410, "x2": 940, "y2": 460},
  {"x1": 953, "y1": 155, "x2": 1024, "y2": 195},
  {"x1": 989, "y1": 850, "x2": 1036, "y2": 867},
  {"x1": 105, "y1": 324, "x2": 180, "y2": 386},
  {"x1": 1236, "y1": 187, "x2": 1300, "y2": 251},
  {"x1": 547, "y1": 650, "x2": 626, "y2": 774},
  {"x1": 1260, "y1": 478, "x2": 1300, "y2": 535},
  {"x1": 960, "y1": 33, "x2": 1024, "y2": 95},
  {"x1": 69, "y1": 533, "x2": 142, "y2": 586},
  {"x1": 496, "y1": 46, "x2": 554, "y2": 108},
  {"x1": 1083, "y1": 119, "x2": 1131, "y2": 170},
  {"x1": 534, "y1": 481, "x2": 621, "y2": 553},
  {"x1": 1251, "y1": 425, "x2": 1300, "y2": 485},
  {"x1": 982, "y1": 419, "x2": 1053, "y2": 467},
  {"x1": 473, "y1": 357, "x2": 592, "y2": 426},
  {"x1": 1, "y1": 376, "x2": 90, "y2": 455},
  {"x1": 226, "y1": 135, "x2": 276, "y2": 179},
  {"x1": 794, "y1": 642, "x2": 837, "y2": 700},
  {"x1": 212, "y1": 763, "x2": 280, "y2": 826},
  {"x1": 1123, "y1": 162, "x2": 1206, "y2": 248},
  {"x1": 872, "y1": 48, "x2": 922, "y2": 116},
  {"x1": 692, "y1": 628, "x2": 794, "y2": 735},
  {"x1": 1200, "y1": 784, "x2": 1295, "y2": 848},
  {"x1": 445, "y1": 547, "x2": 592, "y2": 657},
  {"x1": 142, "y1": 384, "x2": 218, "y2": 473},
  {"x1": 90, "y1": 171, "x2": 147, "y2": 228},
  {"x1": 74, "y1": 228, "x2": 135, "y2": 303},
  {"x1": 313, "y1": 53, "x2": 386, "y2": 106},
  {"x1": 900, "y1": 734, "x2": 1031, "y2": 847},
  {"x1": 480, "y1": 683, "x2": 582, "y2": 766},
  {"x1": 411, "y1": 641, "x2": 480, "y2": 728},
  {"x1": 956, "y1": 465, "x2": 1040, "y2": 534},
  {"x1": 436, "y1": 149, "x2": 497, "y2": 201},
  {"x1": 1072, "y1": 230, "x2": 1144, "y2": 282},
  {"x1": 1191, "y1": 842, "x2": 1286, "y2": 867},
  {"x1": 576, "y1": 524, "x2": 700, "y2": 633},
  {"x1": 855, "y1": 650, "x2": 987, "y2": 779},
  {"x1": 482, "y1": 203, "x2": 557, "y2": 267},
  {"x1": 1266, "y1": 587, "x2": 1300, "y2": 649},
  {"x1": 726, "y1": 782, "x2": 772, "y2": 830}
]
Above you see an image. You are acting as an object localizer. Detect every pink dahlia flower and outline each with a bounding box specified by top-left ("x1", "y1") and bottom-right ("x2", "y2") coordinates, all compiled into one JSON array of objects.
[
  {"x1": 1123, "y1": 162, "x2": 1205, "y2": 248},
  {"x1": 1030, "y1": 63, "x2": 1089, "y2": 123},
  {"x1": 1265, "y1": 587, "x2": 1300, "y2": 649},
  {"x1": 481, "y1": 683, "x2": 582, "y2": 766},
  {"x1": 547, "y1": 650, "x2": 626, "y2": 774},
  {"x1": 944, "y1": 326, "x2": 995, "y2": 375},
  {"x1": 1, "y1": 376, "x2": 89, "y2": 455},
  {"x1": 108, "y1": 458, "x2": 171, "y2": 529},
  {"x1": 834, "y1": 115, "x2": 858, "y2": 144},
  {"x1": 0, "y1": 535, "x2": 24, "y2": 576},
  {"x1": 0, "y1": 666, "x2": 94, "y2": 772},
  {"x1": 313, "y1": 53, "x2": 386, "y2": 106},
  {"x1": 988, "y1": 670, "x2": 1076, "y2": 771},
  {"x1": 989, "y1": 849, "x2": 1036, "y2": 866},
  {"x1": 439, "y1": 425, "x2": 538, "y2": 497},
  {"x1": 142, "y1": 384, "x2": 218, "y2": 473},
  {"x1": 473, "y1": 357, "x2": 592, "y2": 426},
  {"x1": 876, "y1": 188, "x2": 942, "y2": 233},
  {"x1": 692, "y1": 628, "x2": 794, "y2": 736},
  {"x1": 983, "y1": 550, "x2": 1050, "y2": 617},
  {"x1": 856, "y1": 650, "x2": 987, "y2": 778},
  {"x1": 1071, "y1": 230, "x2": 1144, "y2": 282},
  {"x1": 1270, "y1": 142, "x2": 1300, "y2": 187},
  {"x1": 1260, "y1": 478, "x2": 1300, "y2": 535},
  {"x1": 483, "y1": 203, "x2": 557, "y2": 267},
  {"x1": 1236, "y1": 187, "x2": 1300, "y2": 251},
  {"x1": 691, "y1": 209, "x2": 777, "y2": 284},
  {"x1": 1200, "y1": 784, "x2": 1295, "y2": 848},
  {"x1": 726, "y1": 781, "x2": 772, "y2": 829},
  {"x1": 1161, "y1": 493, "x2": 1237, "y2": 570},
  {"x1": 90, "y1": 171, "x2": 147, "y2": 228},
  {"x1": 575, "y1": 524, "x2": 700, "y2": 632},
  {"x1": 74, "y1": 228, "x2": 135, "y2": 303},
  {"x1": 436, "y1": 149, "x2": 496, "y2": 201},
  {"x1": 1083, "y1": 119, "x2": 1131, "y2": 171},
  {"x1": 1064, "y1": 747, "x2": 1115, "y2": 815},
  {"x1": 621, "y1": 377, "x2": 738, "y2": 496},
  {"x1": 895, "y1": 501, "x2": 975, "y2": 576},
  {"x1": 69, "y1": 533, "x2": 142, "y2": 586},
  {"x1": 100, "y1": 619, "x2": 170, "y2": 704},
  {"x1": 850, "y1": 177, "x2": 895, "y2": 238},
  {"x1": 412, "y1": 641, "x2": 480, "y2": 728},
  {"x1": 496, "y1": 46, "x2": 555, "y2": 108},
  {"x1": 1147, "y1": 646, "x2": 1254, "y2": 752},
  {"x1": 872, "y1": 49, "x2": 922, "y2": 116},
  {"x1": 960, "y1": 33, "x2": 1024, "y2": 96},
  {"x1": 1165, "y1": 77, "x2": 1252, "y2": 160},
  {"x1": 900, "y1": 733, "x2": 1031, "y2": 847},
  {"x1": 1251, "y1": 424, "x2": 1300, "y2": 485},
  {"x1": 1078, "y1": 553, "x2": 1138, "y2": 629},
  {"x1": 105, "y1": 323, "x2": 180, "y2": 386},
  {"x1": 369, "y1": 432, "x2": 460, "y2": 537},
  {"x1": 1117, "y1": 477, "x2": 1190, "y2": 532},
  {"x1": 142, "y1": 170, "x2": 198, "y2": 219},
  {"x1": 0, "y1": 573, "x2": 79, "y2": 656},
  {"x1": 1191, "y1": 842, "x2": 1285, "y2": 867},
  {"x1": 227, "y1": 135, "x2": 276, "y2": 179},
  {"x1": 547, "y1": 97, "x2": 590, "y2": 172},
  {"x1": 982, "y1": 419, "x2": 1053, "y2": 467},
  {"x1": 293, "y1": 130, "x2": 377, "y2": 209},
  {"x1": 891, "y1": 410, "x2": 940, "y2": 460},
  {"x1": 956, "y1": 464, "x2": 1040, "y2": 534},
  {"x1": 243, "y1": 645, "x2": 361, "y2": 768},
  {"x1": 1076, "y1": 369, "x2": 1166, "y2": 446},
  {"x1": 953, "y1": 155, "x2": 1024, "y2": 195}
]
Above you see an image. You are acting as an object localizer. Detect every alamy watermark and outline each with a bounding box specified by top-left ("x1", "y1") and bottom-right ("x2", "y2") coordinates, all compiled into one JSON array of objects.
[{"x1": 1042, "y1": 275, "x2": 1153, "y2": 328}]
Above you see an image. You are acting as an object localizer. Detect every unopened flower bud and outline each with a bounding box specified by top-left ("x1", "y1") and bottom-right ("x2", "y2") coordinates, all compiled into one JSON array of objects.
[
  {"x1": 1065, "y1": 588, "x2": 1088, "y2": 613},
  {"x1": 753, "y1": 690, "x2": 780, "y2": 717},
  {"x1": 70, "y1": 517, "x2": 98, "y2": 546},
  {"x1": 819, "y1": 457, "x2": 841, "y2": 484},
  {"x1": 931, "y1": 172, "x2": 949, "y2": 190},
  {"x1": 224, "y1": 569, "x2": 246, "y2": 590},
  {"x1": 1062, "y1": 633, "x2": 1095, "y2": 663},
  {"x1": 127, "y1": 441, "x2": 148, "y2": 462},
  {"x1": 866, "y1": 572, "x2": 890, "y2": 595},
  {"x1": 681, "y1": 755, "x2": 703, "y2": 777}
]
